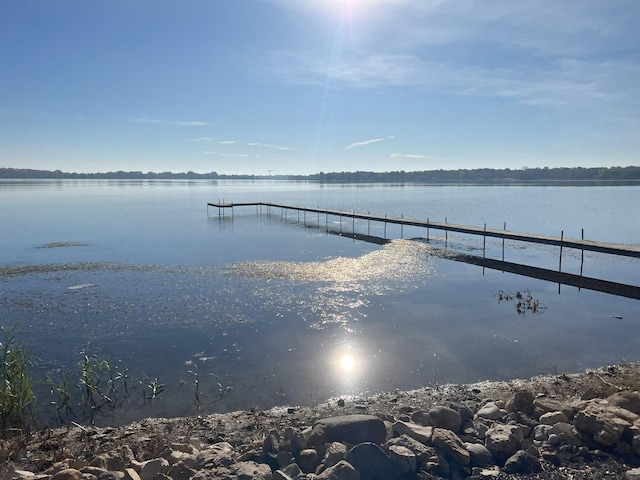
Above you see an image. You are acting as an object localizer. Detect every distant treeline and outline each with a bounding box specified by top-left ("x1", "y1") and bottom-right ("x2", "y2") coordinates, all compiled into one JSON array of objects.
[{"x1": 1, "y1": 166, "x2": 639, "y2": 182}]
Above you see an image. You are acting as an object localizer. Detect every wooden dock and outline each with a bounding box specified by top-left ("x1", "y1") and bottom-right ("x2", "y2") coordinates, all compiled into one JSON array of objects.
[{"x1": 208, "y1": 201, "x2": 640, "y2": 259}]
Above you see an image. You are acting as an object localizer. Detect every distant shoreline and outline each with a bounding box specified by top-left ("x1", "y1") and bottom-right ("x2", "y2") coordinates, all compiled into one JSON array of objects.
[{"x1": 1, "y1": 165, "x2": 640, "y2": 183}]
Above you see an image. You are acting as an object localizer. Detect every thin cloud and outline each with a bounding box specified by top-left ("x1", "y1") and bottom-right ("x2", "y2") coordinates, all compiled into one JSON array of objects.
[
  {"x1": 187, "y1": 137, "x2": 213, "y2": 142},
  {"x1": 390, "y1": 153, "x2": 431, "y2": 159},
  {"x1": 202, "y1": 151, "x2": 250, "y2": 158},
  {"x1": 248, "y1": 142, "x2": 293, "y2": 150},
  {"x1": 134, "y1": 117, "x2": 210, "y2": 127},
  {"x1": 346, "y1": 136, "x2": 394, "y2": 149},
  {"x1": 218, "y1": 140, "x2": 236, "y2": 144}
]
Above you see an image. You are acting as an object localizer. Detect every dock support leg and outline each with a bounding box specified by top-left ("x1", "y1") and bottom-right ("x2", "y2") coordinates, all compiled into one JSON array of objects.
[
  {"x1": 502, "y1": 222, "x2": 506, "y2": 261},
  {"x1": 559, "y1": 230, "x2": 564, "y2": 273},
  {"x1": 483, "y1": 223, "x2": 486, "y2": 258},
  {"x1": 445, "y1": 218, "x2": 448, "y2": 248},
  {"x1": 580, "y1": 228, "x2": 584, "y2": 277}
]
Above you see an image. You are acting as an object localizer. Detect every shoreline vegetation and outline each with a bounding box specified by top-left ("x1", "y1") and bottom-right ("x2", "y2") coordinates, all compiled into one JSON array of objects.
[{"x1": 1, "y1": 166, "x2": 640, "y2": 183}]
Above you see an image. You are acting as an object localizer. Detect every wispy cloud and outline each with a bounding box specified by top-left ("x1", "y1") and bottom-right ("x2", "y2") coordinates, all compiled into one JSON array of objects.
[
  {"x1": 346, "y1": 136, "x2": 394, "y2": 149},
  {"x1": 218, "y1": 140, "x2": 236, "y2": 144},
  {"x1": 187, "y1": 137, "x2": 213, "y2": 142},
  {"x1": 134, "y1": 117, "x2": 211, "y2": 127},
  {"x1": 202, "y1": 151, "x2": 250, "y2": 158},
  {"x1": 390, "y1": 153, "x2": 431, "y2": 159},
  {"x1": 263, "y1": 1, "x2": 638, "y2": 116},
  {"x1": 248, "y1": 142, "x2": 293, "y2": 150}
]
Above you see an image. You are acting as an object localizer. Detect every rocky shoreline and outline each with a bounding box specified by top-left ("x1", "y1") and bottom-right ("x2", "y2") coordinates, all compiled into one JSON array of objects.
[{"x1": 2, "y1": 363, "x2": 639, "y2": 480}]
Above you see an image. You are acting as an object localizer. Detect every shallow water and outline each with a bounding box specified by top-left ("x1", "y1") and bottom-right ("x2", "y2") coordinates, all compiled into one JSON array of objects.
[{"x1": 0, "y1": 180, "x2": 638, "y2": 425}]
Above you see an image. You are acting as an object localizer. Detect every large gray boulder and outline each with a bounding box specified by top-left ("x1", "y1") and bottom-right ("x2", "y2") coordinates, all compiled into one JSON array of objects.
[
  {"x1": 412, "y1": 406, "x2": 462, "y2": 432},
  {"x1": 307, "y1": 415, "x2": 387, "y2": 446},
  {"x1": 573, "y1": 403, "x2": 636, "y2": 446}
]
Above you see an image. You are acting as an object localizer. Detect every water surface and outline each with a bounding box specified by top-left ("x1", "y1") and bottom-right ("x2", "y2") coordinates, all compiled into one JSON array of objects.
[{"x1": 1, "y1": 180, "x2": 638, "y2": 424}]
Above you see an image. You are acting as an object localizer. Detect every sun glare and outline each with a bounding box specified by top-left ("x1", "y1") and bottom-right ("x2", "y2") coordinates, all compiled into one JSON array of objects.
[{"x1": 340, "y1": 354, "x2": 355, "y2": 372}]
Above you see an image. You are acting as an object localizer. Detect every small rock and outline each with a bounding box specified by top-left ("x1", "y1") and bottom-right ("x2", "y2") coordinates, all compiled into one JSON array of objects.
[
  {"x1": 465, "y1": 442, "x2": 494, "y2": 467},
  {"x1": 167, "y1": 462, "x2": 195, "y2": 480},
  {"x1": 389, "y1": 445, "x2": 416, "y2": 474},
  {"x1": 506, "y1": 390, "x2": 534, "y2": 415},
  {"x1": 233, "y1": 461, "x2": 272, "y2": 480},
  {"x1": 607, "y1": 391, "x2": 640, "y2": 415},
  {"x1": 539, "y1": 411, "x2": 569, "y2": 425},
  {"x1": 280, "y1": 463, "x2": 302, "y2": 479},
  {"x1": 122, "y1": 469, "x2": 141, "y2": 480},
  {"x1": 431, "y1": 428, "x2": 470, "y2": 466},
  {"x1": 346, "y1": 442, "x2": 397, "y2": 480},
  {"x1": 263, "y1": 433, "x2": 280, "y2": 454},
  {"x1": 387, "y1": 434, "x2": 436, "y2": 465},
  {"x1": 51, "y1": 469, "x2": 83, "y2": 480},
  {"x1": 298, "y1": 448, "x2": 319, "y2": 473},
  {"x1": 316, "y1": 460, "x2": 359, "y2": 480},
  {"x1": 548, "y1": 422, "x2": 581, "y2": 447},
  {"x1": 139, "y1": 459, "x2": 169, "y2": 480},
  {"x1": 323, "y1": 442, "x2": 348, "y2": 469},
  {"x1": 532, "y1": 397, "x2": 575, "y2": 420},
  {"x1": 484, "y1": 425, "x2": 524, "y2": 463},
  {"x1": 533, "y1": 424, "x2": 551, "y2": 441},
  {"x1": 392, "y1": 421, "x2": 433, "y2": 444},
  {"x1": 276, "y1": 451, "x2": 295, "y2": 468},
  {"x1": 195, "y1": 442, "x2": 236, "y2": 469},
  {"x1": 476, "y1": 402, "x2": 505, "y2": 420},
  {"x1": 503, "y1": 450, "x2": 542, "y2": 474},
  {"x1": 626, "y1": 467, "x2": 640, "y2": 480}
]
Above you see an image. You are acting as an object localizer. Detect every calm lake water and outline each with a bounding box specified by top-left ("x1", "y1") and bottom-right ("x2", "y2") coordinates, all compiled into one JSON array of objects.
[{"x1": 1, "y1": 179, "x2": 639, "y2": 425}]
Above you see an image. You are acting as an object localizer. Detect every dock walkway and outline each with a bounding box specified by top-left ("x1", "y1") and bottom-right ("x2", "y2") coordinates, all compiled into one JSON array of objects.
[{"x1": 208, "y1": 201, "x2": 640, "y2": 259}]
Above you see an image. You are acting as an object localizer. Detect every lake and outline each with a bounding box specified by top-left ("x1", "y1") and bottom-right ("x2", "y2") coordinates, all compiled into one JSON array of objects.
[{"x1": 1, "y1": 179, "x2": 639, "y2": 425}]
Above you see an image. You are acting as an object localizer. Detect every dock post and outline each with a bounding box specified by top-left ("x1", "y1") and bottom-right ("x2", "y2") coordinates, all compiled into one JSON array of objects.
[
  {"x1": 445, "y1": 218, "x2": 448, "y2": 248},
  {"x1": 384, "y1": 215, "x2": 387, "y2": 239},
  {"x1": 401, "y1": 213, "x2": 404, "y2": 239},
  {"x1": 325, "y1": 210, "x2": 328, "y2": 231},
  {"x1": 580, "y1": 228, "x2": 585, "y2": 277},
  {"x1": 483, "y1": 223, "x2": 486, "y2": 258},
  {"x1": 559, "y1": 230, "x2": 564, "y2": 273},
  {"x1": 502, "y1": 222, "x2": 506, "y2": 261},
  {"x1": 352, "y1": 212, "x2": 355, "y2": 236},
  {"x1": 427, "y1": 218, "x2": 429, "y2": 241},
  {"x1": 317, "y1": 210, "x2": 320, "y2": 228},
  {"x1": 368, "y1": 211, "x2": 370, "y2": 235},
  {"x1": 340, "y1": 215, "x2": 342, "y2": 233},
  {"x1": 304, "y1": 210, "x2": 306, "y2": 225}
]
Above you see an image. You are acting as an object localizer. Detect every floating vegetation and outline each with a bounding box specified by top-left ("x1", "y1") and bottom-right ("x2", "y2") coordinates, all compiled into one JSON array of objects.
[
  {"x1": 38, "y1": 241, "x2": 94, "y2": 249},
  {"x1": 496, "y1": 289, "x2": 547, "y2": 315},
  {"x1": 0, "y1": 262, "x2": 194, "y2": 278}
]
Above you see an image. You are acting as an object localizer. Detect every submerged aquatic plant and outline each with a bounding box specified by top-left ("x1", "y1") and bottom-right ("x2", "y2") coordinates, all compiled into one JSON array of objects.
[
  {"x1": 496, "y1": 289, "x2": 547, "y2": 315},
  {"x1": 0, "y1": 327, "x2": 36, "y2": 431}
]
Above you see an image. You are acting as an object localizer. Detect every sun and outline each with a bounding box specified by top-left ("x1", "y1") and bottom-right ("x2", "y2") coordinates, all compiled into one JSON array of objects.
[{"x1": 340, "y1": 354, "x2": 355, "y2": 372}]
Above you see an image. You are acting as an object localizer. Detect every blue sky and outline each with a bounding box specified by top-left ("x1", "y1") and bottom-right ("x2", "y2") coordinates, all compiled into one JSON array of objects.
[{"x1": 1, "y1": 0, "x2": 638, "y2": 175}]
